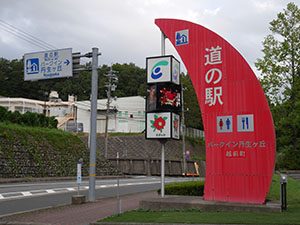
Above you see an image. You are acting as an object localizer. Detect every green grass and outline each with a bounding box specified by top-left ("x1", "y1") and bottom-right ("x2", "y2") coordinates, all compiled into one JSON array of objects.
[
  {"x1": 0, "y1": 122, "x2": 89, "y2": 177},
  {"x1": 102, "y1": 175, "x2": 300, "y2": 224}
]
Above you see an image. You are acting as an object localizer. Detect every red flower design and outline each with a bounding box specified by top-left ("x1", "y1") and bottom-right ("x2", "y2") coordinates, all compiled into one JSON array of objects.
[{"x1": 153, "y1": 116, "x2": 166, "y2": 131}]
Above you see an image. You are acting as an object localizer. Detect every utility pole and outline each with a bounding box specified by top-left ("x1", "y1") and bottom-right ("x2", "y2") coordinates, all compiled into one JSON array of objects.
[
  {"x1": 88, "y1": 47, "x2": 101, "y2": 202},
  {"x1": 104, "y1": 67, "x2": 118, "y2": 158}
]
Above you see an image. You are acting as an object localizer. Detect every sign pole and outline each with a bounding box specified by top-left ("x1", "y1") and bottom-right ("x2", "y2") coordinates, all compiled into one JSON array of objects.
[
  {"x1": 181, "y1": 83, "x2": 187, "y2": 175},
  {"x1": 160, "y1": 140, "x2": 166, "y2": 197},
  {"x1": 89, "y1": 47, "x2": 99, "y2": 202},
  {"x1": 160, "y1": 31, "x2": 166, "y2": 198}
]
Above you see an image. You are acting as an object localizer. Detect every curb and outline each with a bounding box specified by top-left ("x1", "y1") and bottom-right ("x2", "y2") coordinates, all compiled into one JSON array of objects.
[
  {"x1": 0, "y1": 222, "x2": 51, "y2": 225},
  {"x1": 0, "y1": 175, "x2": 130, "y2": 184}
]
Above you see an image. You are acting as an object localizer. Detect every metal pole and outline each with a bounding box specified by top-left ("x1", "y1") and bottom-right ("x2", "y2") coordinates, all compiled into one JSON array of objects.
[
  {"x1": 116, "y1": 151, "x2": 121, "y2": 214},
  {"x1": 181, "y1": 83, "x2": 186, "y2": 175},
  {"x1": 161, "y1": 141, "x2": 165, "y2": 198},
  {"x1": 89, "y1": 47, "x2": 99, "y2": 202},
  {"x1": 160, "y1": 31, "x2": 166, "y2": 198},
  {"x1": 161, "y1": 32, "x2": 166, "y2": 56}
]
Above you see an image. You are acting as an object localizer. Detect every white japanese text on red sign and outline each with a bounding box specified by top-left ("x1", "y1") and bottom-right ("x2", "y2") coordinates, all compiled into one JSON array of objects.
[{"x1": 204, "y1": 46, "x2": 223, "y2": 106}]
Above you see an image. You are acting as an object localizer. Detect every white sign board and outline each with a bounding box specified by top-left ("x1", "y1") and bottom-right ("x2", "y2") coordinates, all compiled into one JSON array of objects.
[
  {"x1": 172, "y1": 57, "x2": 180, "y2": 85},
  {"x1": 147, "y1": 55, "x2": 180, "y2": 84},
  {"x1": 24, "y1": 48, "x2": 73, "y2": 81},
  {"x1": 172, "y1": 113, "x2": 180, "y2": 139},
  {"x1": 146, "y1": 112, "x2": 171, "y2": 138},
  {"x1": 147, "y1": 56, "x2": 171, "y2": 84},
  {"x1": 77, "y1": 163, "x2": 82, "y2": 184}
]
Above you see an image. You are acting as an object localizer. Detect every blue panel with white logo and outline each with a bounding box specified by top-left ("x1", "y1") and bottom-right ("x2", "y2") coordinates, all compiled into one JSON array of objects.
[
  {"x1": 26, "y1": 58, "x2": 39, "y2": 74},
  {"x1": 175, "y1": 29, "x2": 189, "y2": 46}
]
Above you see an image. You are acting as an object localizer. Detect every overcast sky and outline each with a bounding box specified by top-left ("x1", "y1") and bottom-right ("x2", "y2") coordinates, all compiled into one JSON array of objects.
[{"x1": 0, "y1": 0, "x2": 295, "y2": 76}]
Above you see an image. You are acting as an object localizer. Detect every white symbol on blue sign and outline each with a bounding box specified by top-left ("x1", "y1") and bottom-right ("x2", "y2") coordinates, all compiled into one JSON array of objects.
[
  {"x1": 175, "y1": 29, "x2": 189, "y2": 46},
  {"x1": 237, "y1": 114, "x2": 254, "y2": 132},
  {"x1": 217, "y1": 116, "x2": 232, "y2": 133},
  {"x1": 26, "y1": 58, "x2": 39, "y2": 74}
]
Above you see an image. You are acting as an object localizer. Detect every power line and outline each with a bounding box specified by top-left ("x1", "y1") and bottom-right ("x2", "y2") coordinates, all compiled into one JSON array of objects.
[
  {"x1": 0, "y1": 24, "x2": 50, "y2": 50},
  {"x1": 0, "y1": 19, "x2": 57, "y2": 50}
]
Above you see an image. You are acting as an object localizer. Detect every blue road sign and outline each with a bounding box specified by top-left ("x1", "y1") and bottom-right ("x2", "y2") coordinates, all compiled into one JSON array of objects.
[
  {"x1": 237, "y1": 114, "x2": 254, "y2": 132},
  {"x1": 24, "y1": 48, "x2": 73, "y2": 81},
  {"x1": 217, "y1": 115, "x2": 232, "y2": 133}
]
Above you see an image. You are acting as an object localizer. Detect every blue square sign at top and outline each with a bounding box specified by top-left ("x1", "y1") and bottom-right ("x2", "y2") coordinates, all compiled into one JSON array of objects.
[
  {"x1": 175, "y1": 29, "x2": 189, "y2": 46},
  {"x1": 26, "y1": 58, "x2": 39, "y2": 75}
]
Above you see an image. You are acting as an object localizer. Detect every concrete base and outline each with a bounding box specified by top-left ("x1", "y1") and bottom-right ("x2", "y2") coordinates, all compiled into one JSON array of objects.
[
  {"x1": 140, "y1": 195, "x2": 281, "y2": 213},
  {"x1": 72, "y1": 195, "x2": 86, "y2": 205}
]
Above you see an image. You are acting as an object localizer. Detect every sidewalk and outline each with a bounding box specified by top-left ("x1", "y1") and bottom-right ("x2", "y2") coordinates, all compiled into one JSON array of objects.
[{"x1": 0, "y1": 191, "x2": 158, "y2": 225}]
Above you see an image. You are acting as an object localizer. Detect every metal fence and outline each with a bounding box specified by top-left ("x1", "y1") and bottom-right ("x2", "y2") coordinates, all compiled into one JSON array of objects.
[{"x1": 185, "y1": 127, "x2": 204, "y2": 138}]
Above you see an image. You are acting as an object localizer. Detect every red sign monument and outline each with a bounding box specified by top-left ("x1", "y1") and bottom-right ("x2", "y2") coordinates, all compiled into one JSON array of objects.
[{"x1": 155, "y1": 18, "x2": 276, "y2": 204}]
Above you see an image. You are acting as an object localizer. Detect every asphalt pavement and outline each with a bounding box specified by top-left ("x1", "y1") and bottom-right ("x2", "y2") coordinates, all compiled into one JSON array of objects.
[{"x1": 0, "y1": 176, "x2": 199, "y2": 217}]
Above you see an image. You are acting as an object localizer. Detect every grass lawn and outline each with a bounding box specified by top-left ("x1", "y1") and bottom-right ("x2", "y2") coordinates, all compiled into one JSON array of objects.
[{"x1": 101, "y1": 175, "x2": 300, "y2": 224}]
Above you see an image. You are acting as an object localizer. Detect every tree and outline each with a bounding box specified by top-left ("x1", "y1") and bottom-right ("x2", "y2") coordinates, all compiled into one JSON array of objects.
[
  {"x1": 181, "y1": 74, "x2": 203, "y2": 130},
  {"x1": 255, "y1": 2, "x2": 300, "y2": 169},
  {"x1": 256, "y1": 2, "x2": 300, "y2": 104}
]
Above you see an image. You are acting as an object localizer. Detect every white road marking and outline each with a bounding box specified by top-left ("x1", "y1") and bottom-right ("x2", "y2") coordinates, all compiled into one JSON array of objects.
[
  {"x1": 21, "y1": 192, "x2": 32, "y2": 196},
  {"x1": 0, "y1": 178, "x2": 200, "y2": 200}
]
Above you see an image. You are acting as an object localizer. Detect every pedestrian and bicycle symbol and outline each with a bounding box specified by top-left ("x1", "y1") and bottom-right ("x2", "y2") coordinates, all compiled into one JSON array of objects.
[
  {"x1": 217, "y1": 116, "x2": 232, "y2": 133},
  {"x1": 217, "y1": 114, "x2": 254, "y2": 133}
]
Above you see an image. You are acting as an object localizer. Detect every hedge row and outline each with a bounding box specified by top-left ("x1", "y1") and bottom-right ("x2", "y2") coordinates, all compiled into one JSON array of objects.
[
  {"x1": 158, "y1": 181, "x2": 205, "y2": 196},
  {"x1": 0, "y1": 106, "x2": 57, "y2": 128}
]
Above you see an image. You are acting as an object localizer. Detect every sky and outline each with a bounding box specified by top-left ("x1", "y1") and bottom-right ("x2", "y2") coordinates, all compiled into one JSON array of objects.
[{"x1": 0, "y1": 0, "x2": 295, "y2": 76}]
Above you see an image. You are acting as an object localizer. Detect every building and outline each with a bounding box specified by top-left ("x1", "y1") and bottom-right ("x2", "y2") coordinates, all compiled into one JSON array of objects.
[
  {"x1": 0, "y1": 92, "x2": 76, "y2": 129},
  {"x1": 0, "y1": 94, "x2": 146, "y2": 134},
  {"x1": 76, "y1": 96, "x2": 145, "y2": 133}
]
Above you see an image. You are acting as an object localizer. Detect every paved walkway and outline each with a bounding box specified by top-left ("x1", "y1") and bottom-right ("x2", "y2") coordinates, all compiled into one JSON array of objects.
[{"x1": 0, "y1": 191, "x2": 158, "y2": 225}]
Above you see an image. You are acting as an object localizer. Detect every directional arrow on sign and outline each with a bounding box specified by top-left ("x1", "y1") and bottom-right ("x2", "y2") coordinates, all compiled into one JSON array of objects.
[{"x1": 64, "y1": 59, "x2": 70, "y2": 65}]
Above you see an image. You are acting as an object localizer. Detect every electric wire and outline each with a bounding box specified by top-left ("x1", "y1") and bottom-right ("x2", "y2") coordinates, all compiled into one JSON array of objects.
[
  {"x1": 0, "y1": 19, "x2": 57, "y2": 49},
  {"x1": 0, "y1": 19, "x2": 57, "y2": 50},
  {"x1": 0, "y1": 24, "x2": 50, "y2": 50}
]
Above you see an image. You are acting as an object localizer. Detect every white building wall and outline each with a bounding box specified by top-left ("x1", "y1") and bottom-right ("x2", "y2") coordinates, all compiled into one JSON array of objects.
[{"x1": 76, "y1": 96, "x2": 145, "y2": 134}]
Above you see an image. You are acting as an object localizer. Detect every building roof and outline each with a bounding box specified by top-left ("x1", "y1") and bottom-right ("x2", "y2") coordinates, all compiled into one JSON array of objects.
[{"x1": 76, "y1": 96, "x2": 145, "y2": 112}]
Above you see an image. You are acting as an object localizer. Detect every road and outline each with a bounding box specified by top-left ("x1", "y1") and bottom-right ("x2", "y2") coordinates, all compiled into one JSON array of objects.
[{"x1": 0, "y1": 176, "x2": 199, "y2": 217}]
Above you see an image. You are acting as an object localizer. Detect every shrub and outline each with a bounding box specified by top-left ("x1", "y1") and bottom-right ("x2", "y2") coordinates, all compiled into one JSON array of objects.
[
  {"x1": 158, "y1": 181, "x2": 204, "y2": 196},
  {"x1": 0, "y1": 106, "x2": 57, "y2": 129}
]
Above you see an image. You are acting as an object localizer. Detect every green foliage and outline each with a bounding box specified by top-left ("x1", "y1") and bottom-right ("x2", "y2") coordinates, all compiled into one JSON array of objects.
[
  {"x1": 0, "y1": 106, "x2": 57, "y2": 128},
  {"x1": 0, "y1": 59, "x2": 146, "y2": 101},
  {"x1": 256, "y1": 2, "x2": 300, "y2": 104},
  {"x1": 158, "y1": 180, "x2": 205, "y2": 196},
  {"x1": 256, "y1": 2, "x2": 300, "y2": 169},
  {"x1": 181, "y1": 74, "x2": 203, "y2": 129}
]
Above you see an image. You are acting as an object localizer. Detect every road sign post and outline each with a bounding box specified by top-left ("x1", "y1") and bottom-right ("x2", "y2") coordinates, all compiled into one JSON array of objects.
[
  {"x1": 24, "y1": 48, "x2": 73, "y2": 81},
  {"x1": 88, "y1": 47, "x2": 100, "y2": 202},
  {"x1": 145, "y1": 32, "x2": 181, "y2": 198},
  {"x1": 77, "y1": 160, "x2": 82, "y2": 195}
]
